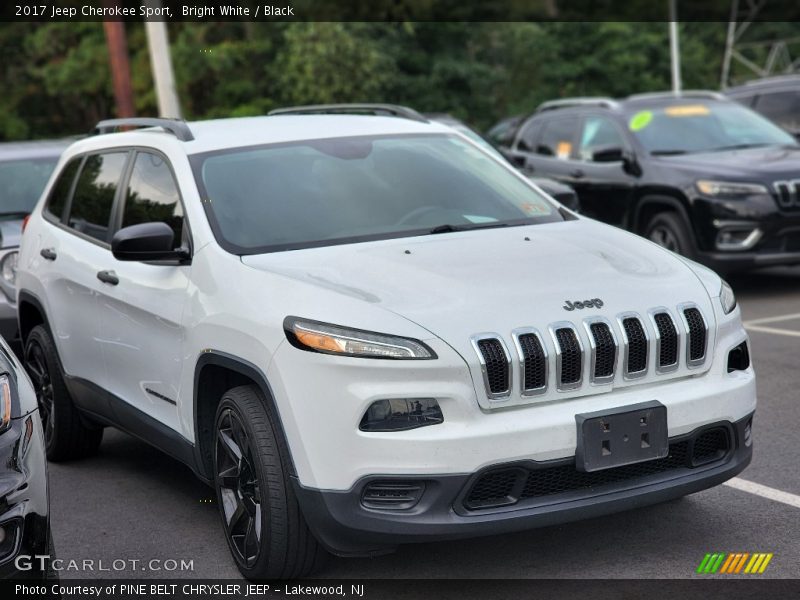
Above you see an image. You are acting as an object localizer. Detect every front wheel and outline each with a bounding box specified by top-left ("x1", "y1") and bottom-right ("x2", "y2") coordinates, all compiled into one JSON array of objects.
[
  {"x1": 645, "y1": 212, "x2": 695, "y2": 258},
  {"x1": 213, "y1": 385, "x2": 329, "y2": 579}
]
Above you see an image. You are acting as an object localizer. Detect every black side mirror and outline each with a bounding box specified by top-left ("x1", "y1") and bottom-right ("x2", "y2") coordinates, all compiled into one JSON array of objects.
[
  {"x1": 112, "y1": 222, "x2": 186, "y2": 262},
  {"x1": 591, "y1": 146, "x2": 626, "y2": 163}
]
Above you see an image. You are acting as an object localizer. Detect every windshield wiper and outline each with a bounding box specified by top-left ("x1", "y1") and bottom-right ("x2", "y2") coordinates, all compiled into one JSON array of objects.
[
  {"x1": 707, "y1": 142, "x2": 771, "y2": 152},
  {"x1": 428, "y1": 222, "x2": 510, "y2": 235},
  {"x1": 650, "y1": 149, "x2": 689, "y2": 156}
]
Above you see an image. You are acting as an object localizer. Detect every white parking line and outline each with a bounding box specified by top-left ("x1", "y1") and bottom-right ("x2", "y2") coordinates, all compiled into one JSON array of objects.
[
  {"x1": 723, "y1": 477, "x2": 800, "y2": 509},
  {"x1": 745, "y1": 324, "x2": 800, "y2": 338},
  {"x1": 743, "y1": 312, "x2": 800, "y2": 326}
]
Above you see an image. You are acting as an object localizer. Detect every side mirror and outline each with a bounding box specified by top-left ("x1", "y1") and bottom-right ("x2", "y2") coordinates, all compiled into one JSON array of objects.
[
  {"x1": 112, "y1": 222, "x2": 186, "y2": 262},
  {"x1": 591, "y1": 146, "x2": 626, "y2": 163}
]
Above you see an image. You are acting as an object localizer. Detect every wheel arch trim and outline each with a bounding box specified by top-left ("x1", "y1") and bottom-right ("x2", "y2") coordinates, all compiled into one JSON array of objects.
[{"x1": 192, "y1": 350, "x2": 297, "y2": 482}]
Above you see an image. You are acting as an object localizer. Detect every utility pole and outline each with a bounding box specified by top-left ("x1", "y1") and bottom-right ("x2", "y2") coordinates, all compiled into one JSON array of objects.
[
  {"x1": 103, "y1": 20, "x2": 135, "y2": 118},
  {"x1": 144, "y1": 0, "x2": 182, "y2": 118},
  {"x1": 669, "y1": 0, "x2": 682, "y2": 94}
]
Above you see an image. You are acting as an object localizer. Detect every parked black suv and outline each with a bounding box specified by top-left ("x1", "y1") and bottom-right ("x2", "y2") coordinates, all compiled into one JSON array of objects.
[
  {"x1": 725, "y1": 75, "x2": 800, "y2": 139},
  {"x1": 495, "y1": 91, "x2": 800, "y2": 273}
]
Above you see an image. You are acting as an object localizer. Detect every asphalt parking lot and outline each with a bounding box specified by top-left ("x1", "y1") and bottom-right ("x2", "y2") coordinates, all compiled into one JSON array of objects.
[{"x1": 48, "y1": 267, "x2": 800, "y2": 581}]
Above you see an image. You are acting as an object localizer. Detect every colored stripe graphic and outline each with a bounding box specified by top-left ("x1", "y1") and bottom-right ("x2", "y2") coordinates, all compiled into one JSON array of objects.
[{"x1": 696, "y1": 552, "x2": 773, "y2": 574}]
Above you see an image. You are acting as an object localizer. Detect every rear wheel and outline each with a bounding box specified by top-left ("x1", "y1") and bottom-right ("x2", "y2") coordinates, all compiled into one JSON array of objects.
[
  {"x1": 645, "y1": 212, "x2": 695, "y2": 258},
  {"x1": 213, "y1": 385, "x2": 329, "y2": 579},
  {"x1": 24, "y1": 325, "x2": 103, "y2": 461}
]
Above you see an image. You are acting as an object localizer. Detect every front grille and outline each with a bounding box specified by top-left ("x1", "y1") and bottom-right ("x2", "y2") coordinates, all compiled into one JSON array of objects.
[
  {"x1": 653, "y1": 312, "x2": 678, "y2": 368},
  {"x1": 463, "y1": 427, "x2": 731, "y2": 511},
  {"x1": 691, "y1": 428, "x2": 729, "y2": 466},
  {"x1": 622, "y1": 317, "x2": 648, "y2": 375},
  {"x1": 518, "y1": 333, "x2": 547, "y2": 391},
  {"x1": 470, "y1": 303, "x2": 708, "y2": 399},
  {"x1": 555, "y1": 328, "x2": 582, "y2": 386},
  {"x1": 589, "y1": 322, "x2": 616, "y2": 379},
  {"x1": 476, "y1": 338, "x2": 510, "y2": 395},
  {"x1": 684, "y1": 307, "x2": 707, "y2": 362},
  {"x1": 463, "y1": 468, "x2": 523, "y2": 509}
]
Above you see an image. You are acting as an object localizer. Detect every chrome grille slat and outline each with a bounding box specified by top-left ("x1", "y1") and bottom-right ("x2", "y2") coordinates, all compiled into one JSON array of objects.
[
  {"x1": 680, "y1": 304, "x2": 708, "y2": 368},
  {"x1": 619, "y1": 314, "x2": 649, "y2": 379},
  {"x1": 550, "y1": 323, "x2": 583, "y2": 391},
  {"x1": 584, "y1": 319, "x2": 617, "y2": 384},
  {"x1": 650, "y1": 309, "x2": 679, "y2": 373},
  {"x1": 471, "y1": 334, "x2": 512, "y2": 399},
  {"x1": 512, "y1": 329, "x2": 548, "y2": 395}
]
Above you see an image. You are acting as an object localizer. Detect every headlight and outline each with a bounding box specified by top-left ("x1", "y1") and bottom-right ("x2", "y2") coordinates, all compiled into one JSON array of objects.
[
  {"x1": 0, "y1": 374, "x2": 11, "y2": 433},
  {"x1": 285, "y1": 317, "x2": 436, "y2": 360},
  {"x1": 696, "y1": 180, "x2": 769, "y2": 198},
  {"x1": 720, "y1": 280, "x2": 737, "y2": 315},
  {"x1": 0, "y1": 251, "x2": 18, "y2": 287}
]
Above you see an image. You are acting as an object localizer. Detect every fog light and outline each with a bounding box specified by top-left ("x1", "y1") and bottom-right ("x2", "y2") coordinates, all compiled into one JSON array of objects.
[
  {"x1": 744, "y1": 419, "x2": 753, "y2": 447},
  {"x1": 361, "y1": 480, "x2": 425, "y2": 510},
  {"x1": 359, "y1": 398, "x2": 443, "y2": 432},
  {"x1": 716, "y1": 228, "x2": 762, "y2": 251}
]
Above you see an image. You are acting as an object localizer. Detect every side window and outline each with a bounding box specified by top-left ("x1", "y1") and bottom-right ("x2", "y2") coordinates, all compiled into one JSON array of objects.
[
  {"x1": 754, "y1": 91, "x2": 800, "y2": 131},
  {"x1": 516, "y1": 120, "x2": 541, "y2": 152},
  {"x1": 67, "y1": 152, "x2": 128, "y2": 243},
  {"x1": 578, "y1": 116, "x2": 627, "y2": 161},
  {"x1": 536, "y1": 118, "x2": 579, "y2": 159},
  {"x1": 122, "y1": 152, "x2": 184, "y2": 249},
  {"x1": 45, "y1": 158, "x2": 81, "y2": 221}
]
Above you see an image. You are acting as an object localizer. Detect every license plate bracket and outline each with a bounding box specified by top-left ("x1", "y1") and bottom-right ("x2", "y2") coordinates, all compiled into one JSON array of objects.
[{"x1": 575, "y1": 401, "x2": 668, "y2": 473}]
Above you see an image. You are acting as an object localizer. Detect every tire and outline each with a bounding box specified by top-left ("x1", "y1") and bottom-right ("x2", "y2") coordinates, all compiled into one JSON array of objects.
[
  {"x1": 213, "y1": 385, "x2": 329, "y2": 579},
  {"x1": 645, "y1": 212, "x2": 695, "y2": 258},
  {"x1": 24, "y1": 325, "x2": 103, "y2": 461}
]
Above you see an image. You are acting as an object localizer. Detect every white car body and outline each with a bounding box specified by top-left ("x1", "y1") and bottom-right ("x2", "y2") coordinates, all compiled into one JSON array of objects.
[{"x1": 16, "y1": 113, "x2": 755, "y2": 559}]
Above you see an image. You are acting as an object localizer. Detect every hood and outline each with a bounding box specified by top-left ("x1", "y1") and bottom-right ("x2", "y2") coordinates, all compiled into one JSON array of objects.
[
  {"x1": 654, "y1": 144, "x2": 800, "y2": 179},
  {"x1": 0, "y1": 218, "x2": 22, "y2": 249},
  {"x1": 241, "y1": 219, "x2": 716, "y2": 349}
]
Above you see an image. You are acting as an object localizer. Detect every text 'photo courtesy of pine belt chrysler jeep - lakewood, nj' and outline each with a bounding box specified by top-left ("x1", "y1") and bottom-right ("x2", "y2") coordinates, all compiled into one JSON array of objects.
[{"x1": 15, "y1": 105, "x2": 755, "y2": 580}]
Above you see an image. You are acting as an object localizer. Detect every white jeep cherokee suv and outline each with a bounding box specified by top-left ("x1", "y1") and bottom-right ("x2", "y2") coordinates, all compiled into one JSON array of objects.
[{"x1": 16, "y1": 106, "x2": 755, "y2": 579}]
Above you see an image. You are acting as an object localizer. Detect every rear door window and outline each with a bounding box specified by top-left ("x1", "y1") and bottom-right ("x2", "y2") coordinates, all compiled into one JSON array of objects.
[
  {"x1": 67, "y1": 152, "x2": 128, "y2": 243},
  {"x1": 536, "y1": 118, "x2": 579, "y2": 159},
  {"x1": 45, "y1": 158, "x2": 81, "y2": 221}
]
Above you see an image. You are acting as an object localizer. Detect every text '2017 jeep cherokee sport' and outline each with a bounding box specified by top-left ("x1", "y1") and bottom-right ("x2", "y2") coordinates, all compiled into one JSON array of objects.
[{"x1": 16, "y1": 106, "x2": 755, "y2": 579}]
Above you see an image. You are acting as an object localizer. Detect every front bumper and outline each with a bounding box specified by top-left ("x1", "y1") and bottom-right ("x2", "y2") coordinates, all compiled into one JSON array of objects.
[
  {"x1": 296, "y1": 413, "x2": 753, "y2": 557},
  {"x1": 0, "y1": 411, "x2": 51, "y2": 580}
]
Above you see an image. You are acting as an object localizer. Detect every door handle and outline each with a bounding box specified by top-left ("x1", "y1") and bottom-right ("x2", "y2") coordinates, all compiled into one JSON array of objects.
[
  {"x1": 569, "y1": 169, "x2": 585, "y2": 179},
  {"x1": 97, "y1": 270, "x2": 119, "y2": 286},
  {"x1": 40, "y1": 248, "x2": 57, "y2": 261}
]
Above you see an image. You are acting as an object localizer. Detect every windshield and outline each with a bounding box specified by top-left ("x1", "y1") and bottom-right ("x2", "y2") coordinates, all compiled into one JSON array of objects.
[
  {"x1": 0, "y1": 158, "x2": 59, "y2": 214},
  {"x1": 194, "y1": 134, "x2": 561, "y2": 253},
  {"x1": 626, "y1": 102, "x2": 797, "y2": 154}
]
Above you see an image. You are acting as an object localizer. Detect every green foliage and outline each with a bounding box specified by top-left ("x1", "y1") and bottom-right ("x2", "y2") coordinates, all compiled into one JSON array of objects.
[{"x1": 0, "y1": 21, "x2": 791, "y2": 141}]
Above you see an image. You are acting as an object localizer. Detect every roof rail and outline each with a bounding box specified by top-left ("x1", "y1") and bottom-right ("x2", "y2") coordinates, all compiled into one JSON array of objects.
[
  {"x1": 93, "y1": 118, "x2": 194, "y2": 142},
  {"x1": 625, "y1": 90, "x2": 727, "y2": 102},
  {"x1": 268, "y1": 104, "x2": 428, "y2": 123},
  {"x1": 742, "y1": 74, "x2": 800, "y2": 86},
  {"x1": 536, "y1": 97, "x2": 620, "y2": 113}
]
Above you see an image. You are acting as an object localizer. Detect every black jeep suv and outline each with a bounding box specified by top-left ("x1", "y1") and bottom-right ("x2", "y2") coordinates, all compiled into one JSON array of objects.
[{"x1": 495, "y1": 91, "x2": 800, "y2": 273}]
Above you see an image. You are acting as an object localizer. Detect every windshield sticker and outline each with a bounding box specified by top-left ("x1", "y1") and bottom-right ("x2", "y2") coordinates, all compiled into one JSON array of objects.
[
  {"x1": 556, "y1": 141, "x2": 572, "y2": 159},
  {"x1": 629, "y1": 110, "x2": 653, "y2": 131},
  {"x1": 463, "y1": 215, "x2": 499, "y2": 223},
  {"x1": 519, "y1": 202, "x2": 548, "y2": 215},
  {"x1": 665, "y1": 104, "x2": 710, "y2": 117}
]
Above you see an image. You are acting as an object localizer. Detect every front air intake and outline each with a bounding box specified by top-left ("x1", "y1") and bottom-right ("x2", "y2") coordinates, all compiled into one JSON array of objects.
[
  {"x1": 474, "y1": 337, "x2": 511, "y2": 397},
  {"x1": 588, "y1": 322, "x2": 616, "y2": 381},
  {"x1": 653, "y1": 312, "x2": 679, "y2": 370},
  {"x1": 683, "y1": 307, "x2": 707, "y2": 365},
  {"x1": 361, "y1": 481, "x2": 425, "y2": 510},
  {"x1": 622, "y1": 317, "x2": 648, "y2": 376},
  {"x1": 554, "y1": 327, "x2": 582, "y2": 389},
  {"x1": 517, "y1": 332, "x2": 547, "y2": 393}
]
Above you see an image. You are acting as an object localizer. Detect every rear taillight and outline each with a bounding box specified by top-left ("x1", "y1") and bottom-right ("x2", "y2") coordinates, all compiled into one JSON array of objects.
[{"x1": 21, "y1": 214, "x2": 30, "y2": 233}]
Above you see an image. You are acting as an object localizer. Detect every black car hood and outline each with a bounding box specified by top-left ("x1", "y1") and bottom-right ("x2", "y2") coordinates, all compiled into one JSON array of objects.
[{"x1": 653, "y1": 145, "x2": 800, "y2": 178}]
